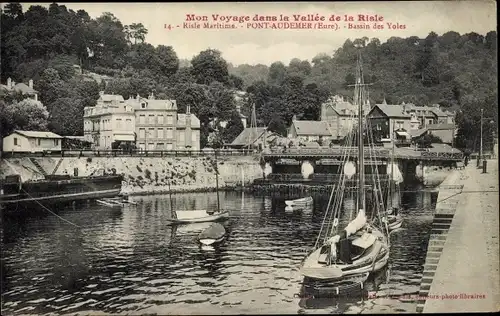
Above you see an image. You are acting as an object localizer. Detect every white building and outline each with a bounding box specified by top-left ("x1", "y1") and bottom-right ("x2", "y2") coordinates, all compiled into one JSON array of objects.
[{"x1": 2, "y1": 130, "x2": 62, "y2": 153}]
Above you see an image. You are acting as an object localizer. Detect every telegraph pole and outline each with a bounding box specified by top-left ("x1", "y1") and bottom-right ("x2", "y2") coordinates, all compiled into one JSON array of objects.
[{"x1": 480, "y1": 108, "x2": 483, "y2": 162}]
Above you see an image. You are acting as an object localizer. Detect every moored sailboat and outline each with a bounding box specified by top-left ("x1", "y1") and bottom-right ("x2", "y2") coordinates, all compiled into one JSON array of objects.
[
  {"x1": 168, "y1": 151, "x2": 229, "y2": 224},
  {"x1": 300, "y1": 51, "x2": 390, "y2": 287},
  {"x1": 385, "y1": 122, "x2": 403, "y2": 231}
]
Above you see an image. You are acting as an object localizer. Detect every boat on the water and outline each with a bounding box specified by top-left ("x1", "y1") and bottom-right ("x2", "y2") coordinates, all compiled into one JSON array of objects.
[
  {"x1": 167, "y1": 150, "x2": 229, "y2": 224},
  {"x1": 384, "y1": 122, "x2": 404, "y2": 232},
  {"x1": 169, "y1": 209, "x2": 229, "y2": 223},
  {"x1": 386, "y1": 208, "x2": 403, "y2": 231},
  {"x1": 285, "y1": 196, "x2": 313, "y2": 208},
  {"x1": 198, "y1": 222, "x2": 226, "y2": 246},
  {"x1": 300, "y1": 51, "x2": 390, "y2": 285},
  {"x1": 96, "y1": 196, "x2": 137, "y2": 208},
  {"x1": 0, "y1": 174, "x2": 123, "y2": 210}
]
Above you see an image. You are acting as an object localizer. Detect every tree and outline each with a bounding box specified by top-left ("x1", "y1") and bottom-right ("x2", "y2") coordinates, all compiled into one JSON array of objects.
[
  {"x1": 1, "y1": 99, "x2": 49, "y2": 136},
  {"x1": 125, "y1": 23, "x2": 148, "y2": 44},
  {"x1": 191, "y1": 49, "x2": 230, "y2": 85},
  {"x1": 267, "y1": 61, "x2": 287, "y2": 85},
  {"x1": 48, "y1": 97, "x2": 84, "y2": 136},
  {"x1": 221, "y1": 110, "x2": 244, "y2": 144},
  {"x1": 156, "y1": 45, "x2": 179, "y2": 76}
]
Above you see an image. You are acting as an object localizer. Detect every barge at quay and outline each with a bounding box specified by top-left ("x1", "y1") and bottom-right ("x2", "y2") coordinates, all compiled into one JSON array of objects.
[{"x1": 0, "y1": 174, "x2": 123, "y2": 211}]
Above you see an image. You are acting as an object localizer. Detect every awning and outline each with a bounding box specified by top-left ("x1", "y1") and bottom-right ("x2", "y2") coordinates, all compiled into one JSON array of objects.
[{"x1": 114, "y1": 134, "x2": 135, "y2": 142}]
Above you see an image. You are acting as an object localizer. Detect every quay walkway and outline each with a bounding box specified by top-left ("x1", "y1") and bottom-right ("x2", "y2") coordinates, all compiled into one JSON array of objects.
[{"x1": 416, "y1": 160, "x2": 499, "y2": 313}]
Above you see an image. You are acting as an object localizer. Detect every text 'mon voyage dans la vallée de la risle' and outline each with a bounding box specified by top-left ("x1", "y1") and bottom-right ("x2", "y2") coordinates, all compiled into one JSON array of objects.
[{"x1": 168, "y1": 13, "x2": 406, "y2": 30}]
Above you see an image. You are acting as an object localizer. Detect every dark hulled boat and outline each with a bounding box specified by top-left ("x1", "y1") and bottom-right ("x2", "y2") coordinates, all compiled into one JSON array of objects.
[{"x1": 0, "y1": 174, "x2": 123, "y2": 210}]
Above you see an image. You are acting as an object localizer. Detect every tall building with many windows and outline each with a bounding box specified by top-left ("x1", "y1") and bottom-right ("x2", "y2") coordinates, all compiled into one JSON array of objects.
[
  {"x1": 83, "y1": 92, "x2": 136, "y2": 148},
  {"x1": 84, "y1": 93, "x2": 200, "y2": 150}
]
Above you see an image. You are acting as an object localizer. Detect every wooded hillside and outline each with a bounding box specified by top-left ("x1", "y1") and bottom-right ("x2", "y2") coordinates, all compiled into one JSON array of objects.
[{"x1": 1, "y1": 3, "x2": 497, "y2": 151}]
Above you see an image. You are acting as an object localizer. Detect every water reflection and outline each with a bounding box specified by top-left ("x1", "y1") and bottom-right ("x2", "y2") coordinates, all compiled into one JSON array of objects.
[{"x1": 2, "y1": 189, "x2": 437, "y2": 315}]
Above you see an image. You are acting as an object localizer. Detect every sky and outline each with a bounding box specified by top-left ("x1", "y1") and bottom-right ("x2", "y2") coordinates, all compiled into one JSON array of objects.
[{"x1": 16, "y1": 1, "x2": 498, "y2": 66}]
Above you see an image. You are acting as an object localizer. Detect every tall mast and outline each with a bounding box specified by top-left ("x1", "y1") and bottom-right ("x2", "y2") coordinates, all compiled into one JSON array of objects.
[
  {"x1": 168, "y1": 173, "x2": 176, "y2": 219},
  {"x1": 214, "y1": 149, "x2": 220, "y2": 211},
  {"x1": 247, "y1": 102, "x2": 257, "y2": 150},
  {"x1": 389, "y1": 121, "x2": 395, "y2": 209},
  {"x1": 356, "y1": 52, "x2": 366, "y2": 212}
]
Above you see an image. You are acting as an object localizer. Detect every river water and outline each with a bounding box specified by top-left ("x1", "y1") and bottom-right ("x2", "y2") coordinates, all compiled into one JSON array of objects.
[{"x1": 1, "y1": 187, "x2": 437, "y2": 315}]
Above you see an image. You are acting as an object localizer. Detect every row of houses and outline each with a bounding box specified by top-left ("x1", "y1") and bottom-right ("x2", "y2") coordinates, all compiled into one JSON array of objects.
[
  {"x1": 224, "y1": 95, "x2": 458, "y2": 150},
  {"x1": 83, "y1": 92, "x2": 201, "y2": 151}
]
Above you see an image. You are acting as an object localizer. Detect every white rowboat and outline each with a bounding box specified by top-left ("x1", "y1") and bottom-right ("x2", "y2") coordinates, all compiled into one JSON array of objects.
[
  {"x1": 285, "y1": 196, "x2": 313, "y2": 207},
  {"x1": 169, "y1": 210, "x2": 229, "y2": 224},
  {"x1": 198, "y1": 223, "x2": 226, "y2": 246}
]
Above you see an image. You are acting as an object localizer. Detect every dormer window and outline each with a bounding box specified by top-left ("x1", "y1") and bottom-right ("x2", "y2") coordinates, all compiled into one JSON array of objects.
[{"x1": 141, "y1": 102, "x2": 146, "y2": 109}]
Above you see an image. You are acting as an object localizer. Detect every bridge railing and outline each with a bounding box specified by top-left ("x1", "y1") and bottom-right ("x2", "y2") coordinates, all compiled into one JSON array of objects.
[
  {"x1": 261, "y1": 173, "x2": 392, "y2": 183},
  {"x1": 263, "y1": 147, "x2": 391, "y2": 156},
  {"x1": 421, "y1": 151, "x2": 463, "y2": 160},
  {"x1": 2, "y1": 148, "x2": 257, "y2": 158}
]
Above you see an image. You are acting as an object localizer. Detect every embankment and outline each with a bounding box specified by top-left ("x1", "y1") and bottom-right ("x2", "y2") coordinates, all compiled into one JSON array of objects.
[
  {"x1": 0, "y1": 156, "x2": 263, "y2": 195},
  {"x1": 415, "y1": 165, "x2": 456, "y2": 187}
]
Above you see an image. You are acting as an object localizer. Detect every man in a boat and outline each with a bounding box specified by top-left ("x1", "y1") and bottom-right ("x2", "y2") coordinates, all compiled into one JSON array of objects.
[{"x1": 325, "y1": 209, "x2": 367, "y2": 264}]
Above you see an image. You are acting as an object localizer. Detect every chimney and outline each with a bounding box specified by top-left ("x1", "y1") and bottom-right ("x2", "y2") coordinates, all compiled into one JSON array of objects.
[
  {"x1": 186, "y1": 105, "x2": 191, "y2": 115},
  {"x1": 292, "y1": 115, "x2": 297, "y2": 121},
  {"x1": 236, "y1": 104, "x2": 241, "y2": 114},
  {"x1": 29, "y1": 79, "x2": 33, "y2": 89},
  {"x1": 136, "y1": 94, "x2": 140, "y2": 100},
  {"x1": 99, "y1": 91, "x2": 104, "y2": 96},
  {"x1": 402, "y1": 104, "x2": 406, "y2": 114},
  {"x1": 7, "y1": 77, "x2": 11, "y2": 89}
]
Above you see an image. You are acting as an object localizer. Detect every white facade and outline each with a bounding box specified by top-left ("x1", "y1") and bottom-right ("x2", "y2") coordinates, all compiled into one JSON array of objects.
[{"x1": 2, "y1": 131, "x2": 62, "y2": 153}]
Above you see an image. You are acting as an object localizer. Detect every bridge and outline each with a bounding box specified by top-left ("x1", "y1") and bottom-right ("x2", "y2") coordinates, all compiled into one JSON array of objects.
[
  {"x1": 256, "y1": 146, "x2": 463, "y2": 188},
  {"x1": 261, "y1": 146, "x2": 463, "y2": 161}
]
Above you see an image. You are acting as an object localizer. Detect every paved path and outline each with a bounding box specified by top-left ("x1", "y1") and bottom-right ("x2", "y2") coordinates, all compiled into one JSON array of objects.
[{"x1": 423, "y1": 160, "x2": 499, "y2": 313}]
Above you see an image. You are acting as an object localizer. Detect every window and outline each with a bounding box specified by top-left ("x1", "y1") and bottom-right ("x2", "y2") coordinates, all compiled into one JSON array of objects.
[
  {"x1": 37, "y1": 139, "x2": 41, "y2": 146},
  {"x1": 158, "y1": 115, "x2": 164, "y2": 124},
  {"x1": 149, "y1": 128, "x2": 155, "y2": 138},
  {"x1": 54, "y1": 139, "x2": 59, "y2": 146},
  {"x1": 166, "y1": 143, "x2": 173, "y2": 150},
  {"x1": 14, "y1": 137, "x2": 18, "y2": 146},
  {"x1": 166, "y1": 128, "x2": 173, "y2": 139},
  {"x1": 191, "y1": 133, "x2": 196, "y2": 142},
  {"x1": 139, "y1": 115, "x2": 145, "y2": 124},
  {"x1": 116, "y1": 118, "x2": 122, "y2": 129},
  {"x1": 179, "y1": 132, "x2": 185, "y2": 143},
  {"x1": 157, "y1": 143, "x2": 165, "y2": 150},
  {"x1": 166, "y1": 115, "x2": 174, "y2": 125},
  {"x1": 158, "y1": 128, "x2": 164, "y2": 138},
  {"x1": 139, "y1": 128, "x2": 145, "y2": 139},
  {"x1": 396, "y1": 121, "x2": 404, "y2": 129},
  {"x1": 148, "y1": 114, "x2": 155, "y2": 124},
  {"x1": 376, "y1": 124, "x2": 381, "y2": 131},
  {"x1": 126, "y1": 118, "x2": 132, "y2": 125},
  {"x1": 148, "y1": 143, "x2": 155, "y2": 150},
  {"x1": 138, "y1": 143, "x2": 145, "y2": 150}
]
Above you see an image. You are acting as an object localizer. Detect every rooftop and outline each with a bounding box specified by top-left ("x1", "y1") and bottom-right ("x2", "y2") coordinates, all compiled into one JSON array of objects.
[
  {"x1": 13, "y1": 130, "x2": 63, "y2": 139},
  {"x1": 230, "y1": 127, "x2": 267, "y2": 146},
  {"x1": 372, "y1": 104, "x2": 411, "y2": 118},
  {"x1": 292, "y1": 120, "x2": 332, "y2": 136}
]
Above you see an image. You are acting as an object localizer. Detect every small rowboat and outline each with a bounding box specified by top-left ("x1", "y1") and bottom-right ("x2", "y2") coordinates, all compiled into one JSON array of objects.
[
  {"x1": 169, "y1": 210, "x2": 229, "y2": 224},
  {"x1": 285, "y1": 196, "x2": 313, "y2": 208},
  {"x1": 96, "y1": 197, "x2": 137, "y2": 208},
  {"x1": 198, "y1": 223, "x2": 226, "y2": 246},
  {"x1": 387, "y1": 214, "x2": 403, "y2": 231}
]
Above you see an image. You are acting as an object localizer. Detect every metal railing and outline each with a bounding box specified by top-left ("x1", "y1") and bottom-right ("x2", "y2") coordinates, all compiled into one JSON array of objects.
[
  {"x1": 262, "y1": 146, "x2": 463, "y2": 161},
  {"x1": 2, "y1": 148, "x2": 258, "y2": 158},
  {"x1": 257, "y1": 173, "x2": 392, "y2": 184}
]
